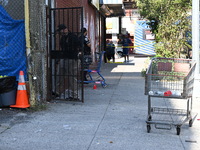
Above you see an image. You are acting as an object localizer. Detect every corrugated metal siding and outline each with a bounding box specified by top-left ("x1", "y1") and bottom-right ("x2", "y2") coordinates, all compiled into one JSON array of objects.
[{"x1": 134, "y1": 21, "x2": 156, "y2": 55}]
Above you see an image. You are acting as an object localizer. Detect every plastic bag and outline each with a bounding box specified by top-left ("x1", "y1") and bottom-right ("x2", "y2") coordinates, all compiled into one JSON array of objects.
[{"x1": 0, "y1": 76, "x2": 17, "y2": 94}]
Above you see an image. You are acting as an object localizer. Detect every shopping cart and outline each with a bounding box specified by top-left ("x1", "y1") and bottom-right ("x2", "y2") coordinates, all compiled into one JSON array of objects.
[
  {"x1": 145, "y1": 57, "x2": 197, "y2": 135},
  {"x1": 83, "y1": 51, "x2": 107, "y2": 88}
]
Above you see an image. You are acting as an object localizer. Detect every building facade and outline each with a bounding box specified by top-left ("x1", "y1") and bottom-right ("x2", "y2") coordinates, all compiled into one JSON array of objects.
[
  {"x1": 0, "y1": 0, "x2": 137, "y2": 105},
  {"x1": 54, "y1": 0, "x2": 106, "y2": 57}
]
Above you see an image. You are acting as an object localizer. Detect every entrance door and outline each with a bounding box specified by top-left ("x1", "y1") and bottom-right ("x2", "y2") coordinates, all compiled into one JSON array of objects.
[{"x1": 49, "y1": 7, "x2": 84, "y2": 102}]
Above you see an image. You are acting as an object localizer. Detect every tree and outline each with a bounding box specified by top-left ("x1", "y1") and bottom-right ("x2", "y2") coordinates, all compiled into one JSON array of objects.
[{"x1": 136, "y1": 0, "x2": 192, "y2": 58}]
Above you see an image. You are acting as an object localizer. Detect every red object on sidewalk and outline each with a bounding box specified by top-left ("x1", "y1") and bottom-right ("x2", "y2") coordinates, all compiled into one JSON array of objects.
[{"x1": 93, "y1": 84, "x2": 97, "y2": 90}]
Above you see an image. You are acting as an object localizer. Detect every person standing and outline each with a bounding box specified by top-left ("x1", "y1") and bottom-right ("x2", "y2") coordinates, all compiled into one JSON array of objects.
[
  {"x1": 105, "y1": 40, "x2": 110, "y2": 63},
  {"x1": 79, "y1": 27, "x2": 92, "y2": 82},
  {"x1": 109, "y1": 41, "x2": 115, "y2": 63},
  {"x1": 122, "y1": 34, "x2": 132, "y2": 63},
  {"x1": 106, "y1": 40, "x2": 111, "y2": 61},
  {"x1": 57, "y1": 24, "x2": 80, "y2": 100}
]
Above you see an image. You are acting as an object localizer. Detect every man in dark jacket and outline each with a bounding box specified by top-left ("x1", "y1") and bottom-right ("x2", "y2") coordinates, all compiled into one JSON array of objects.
[
  {"x1": 59, "y1": 24, "x2": 79, "y2": 59},
  {"x1": 57, "y1": 24, "x2": 80, "y2": 100}
]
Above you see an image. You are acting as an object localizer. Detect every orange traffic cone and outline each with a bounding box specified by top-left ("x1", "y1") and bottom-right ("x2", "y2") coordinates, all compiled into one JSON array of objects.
[
  {"x1": 10, "y1": 71, "x2": 30, "y2": 108},
  {"x1": 93, "y1": 84, "x2": 97, "y2": 90}
]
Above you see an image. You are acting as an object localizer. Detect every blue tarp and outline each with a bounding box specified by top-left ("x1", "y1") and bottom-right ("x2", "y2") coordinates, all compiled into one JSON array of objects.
[
  {"x1": 134, "y1": 21, "x2": 156, "y2": 55},
  {"x1": 0, "y1": 5, "x2": 26, "y2": 81}
]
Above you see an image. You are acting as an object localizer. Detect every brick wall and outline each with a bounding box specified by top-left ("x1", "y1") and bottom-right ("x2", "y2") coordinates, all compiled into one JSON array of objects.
[
  {"x1": 56, "y1": 0, "x2": 82, "y2": 8},
  {"x1": 54, "y1": 0, "x2": 105, "y2": 56}
]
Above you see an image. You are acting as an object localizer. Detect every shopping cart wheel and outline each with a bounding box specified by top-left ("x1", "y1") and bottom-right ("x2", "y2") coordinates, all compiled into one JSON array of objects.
[
  {"x1": 147, "y1": 124, "x2": 151, "y2": 133},
  {"x1": 189, "y1": 119, "x2": 193, "y2": 127},
  {"x1": 176, "y1": 126, "x2": 181, "y2": 135},
  {"x1": 148, "y1": 115, "x2": 152, "y2": 121},
  {"x1": 102, "y1": 83, "x2": 108, "y2": 88}
]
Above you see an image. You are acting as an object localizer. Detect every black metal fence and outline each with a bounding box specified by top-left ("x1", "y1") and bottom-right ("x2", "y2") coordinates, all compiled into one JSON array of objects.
[{"x1": 49, "y1": 7, "x2": 84, "y2": 102}]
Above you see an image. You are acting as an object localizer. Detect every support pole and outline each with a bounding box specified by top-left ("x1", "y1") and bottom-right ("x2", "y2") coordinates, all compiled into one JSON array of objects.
[
  {"x1": 192, "y1": 0, "x2": 200, "y2": 99},
  {"x1": 24, "y1": 0, "x2": 31, "y2": 56}
]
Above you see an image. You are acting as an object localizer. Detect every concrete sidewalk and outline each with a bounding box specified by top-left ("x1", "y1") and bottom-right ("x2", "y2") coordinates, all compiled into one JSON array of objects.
[{"x1": 0, "y1": 55, "x2": 200, "y2": 150}]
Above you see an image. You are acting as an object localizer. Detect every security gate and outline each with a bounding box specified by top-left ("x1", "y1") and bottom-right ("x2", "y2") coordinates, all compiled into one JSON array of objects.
[{"x1": 49, "y1": 7, "x2": 84, "y2": 102}]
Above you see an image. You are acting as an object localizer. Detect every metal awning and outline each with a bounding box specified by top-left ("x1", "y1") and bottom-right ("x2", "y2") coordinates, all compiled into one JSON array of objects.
[
  {"x1": 100, "y1": 0, "x2": 125, "y2": 17},
  {"x1": 102, "y1": 0, "x2": 123, "y2": 4}
]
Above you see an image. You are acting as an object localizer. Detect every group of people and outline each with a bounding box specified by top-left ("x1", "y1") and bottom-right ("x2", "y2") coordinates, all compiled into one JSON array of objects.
[
  {"x1": 106, "y1": 34, "x2": 132, "y2": 63},
  {"x1": 55, "y1": 24, "x2": 133, "y2": 100}
]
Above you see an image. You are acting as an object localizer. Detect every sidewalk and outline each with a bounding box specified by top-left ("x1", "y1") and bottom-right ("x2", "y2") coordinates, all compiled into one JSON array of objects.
[{"x1": 0, "y1": 55, "x2": 200, "y2": 150}]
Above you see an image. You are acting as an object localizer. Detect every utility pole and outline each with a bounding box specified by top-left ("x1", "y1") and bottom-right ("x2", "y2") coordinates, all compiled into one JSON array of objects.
[{"x1": 192, "y1": 0, "x2": 200, "y2": 99}]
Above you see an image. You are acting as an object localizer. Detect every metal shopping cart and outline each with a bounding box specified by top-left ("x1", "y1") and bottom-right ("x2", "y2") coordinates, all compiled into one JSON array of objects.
[
  {"x1": 145, "y1": 57, "x2": 197, "y2": 135},
  {"x1": 83, "y1": 51, "x2": 107, "y2": 88}
]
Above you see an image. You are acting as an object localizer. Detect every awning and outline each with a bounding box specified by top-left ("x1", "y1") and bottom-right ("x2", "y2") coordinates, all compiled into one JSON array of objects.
[
  {"x1": 100, "y1": 0, "x2": 125, "y2": 17},
  {"x1": 102, "y1": 0, "x2": 123, "y2": 4}
]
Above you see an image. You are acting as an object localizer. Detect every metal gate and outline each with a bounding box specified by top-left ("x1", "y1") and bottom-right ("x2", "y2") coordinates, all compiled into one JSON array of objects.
[{"x1": 49, "y1": 7, "x2": 84, "y2": 102}]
